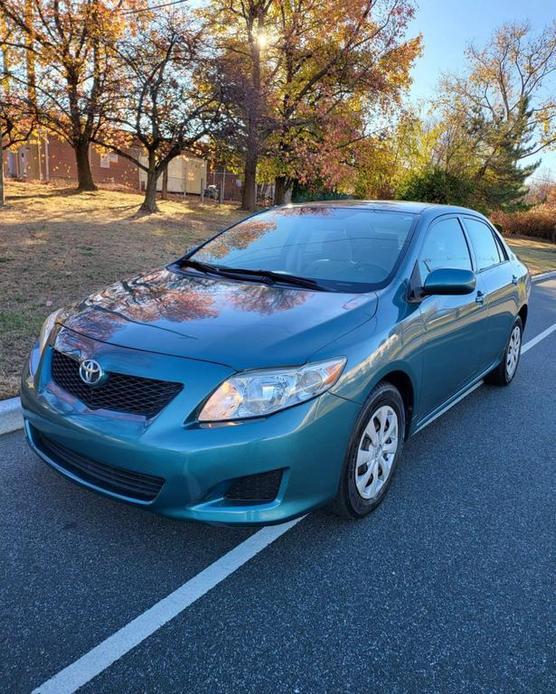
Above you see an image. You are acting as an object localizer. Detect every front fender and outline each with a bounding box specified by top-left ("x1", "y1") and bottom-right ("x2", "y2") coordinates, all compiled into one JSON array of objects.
[{"x1": 310, "y1": 302, "x2": 425, "y2": 433}]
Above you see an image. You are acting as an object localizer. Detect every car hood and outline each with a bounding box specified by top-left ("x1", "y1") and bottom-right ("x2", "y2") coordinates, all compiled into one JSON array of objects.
[{"x1": 59, "y1": 267, "x2": 378, "y2": 369}]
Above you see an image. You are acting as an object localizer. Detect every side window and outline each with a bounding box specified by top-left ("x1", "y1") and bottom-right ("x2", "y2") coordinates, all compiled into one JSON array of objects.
[
  {"x1": 492, "y1": 230, "x2": 509, "y2": 261},
  {"x1": 464, "y1": 218, "x2": 501, "y2": 270},
  {"x1": 419, "y1": 218, "x2": 472, "y2": 278}
]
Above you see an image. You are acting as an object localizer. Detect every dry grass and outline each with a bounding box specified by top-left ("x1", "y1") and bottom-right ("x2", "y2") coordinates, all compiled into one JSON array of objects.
[
  {"x1": 1, "y1": 181, "x2": 554, "y2": 400},
  {"x1": 507, "y1": 236, "x2": 556, "y2": 276},
  {"x1": 0, "y1": 181, "x2": 245, "y2": 399}
]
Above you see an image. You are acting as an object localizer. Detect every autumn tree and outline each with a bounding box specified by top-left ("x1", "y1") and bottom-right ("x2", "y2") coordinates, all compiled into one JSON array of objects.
[
  {"x1": 350, "y1": 108, "x2": 438, "y2": 199},
  {"x1": 0, "y1": 0, "x2": 131, "y2": 191},
  {"x1": 0, "y1": 14, "x2": 36, "y2": 206},
  {"x1": 205, "y1": 0, "x2": 271, "y2": 210},
  {"x1": 94, "y1": 9, "x2": 223, "y2": 213},
  {"x1": 208, "y1": 0, "x2": 420, "y2": 210},
  {"x1": 0, "y1": 95, "x2": 37, "y2": 206},
  {"x1": 267, "y1": 0, "x2": 420, "y2": 204}
]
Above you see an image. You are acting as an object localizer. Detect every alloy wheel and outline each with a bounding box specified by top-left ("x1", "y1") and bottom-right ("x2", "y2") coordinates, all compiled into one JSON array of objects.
[{"x1": 355, "y1": 405, "x2": 399, "y2": 501}]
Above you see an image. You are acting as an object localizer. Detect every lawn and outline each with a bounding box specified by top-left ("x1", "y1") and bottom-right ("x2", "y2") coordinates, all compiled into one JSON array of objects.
[
  {"x1": 506, "y1": 236, "x2": 556, "y2": 275},
  {"x1": 1, "y1": 181, "x2": 554, "y2": 400},
  {"x1": 0, "y1": 181, "x2": 245, "y2": 400}
]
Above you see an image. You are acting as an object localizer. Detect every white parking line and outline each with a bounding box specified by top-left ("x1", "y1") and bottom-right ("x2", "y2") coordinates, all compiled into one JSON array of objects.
[
  {"x1": 33, "y1": 517, "x2": 304, "y2": 694},
  {"x1": 521, "y1": 323, "x2": 556, "y2": 354},
  {"x1": 32, "y1": 320, "x2": 556, "y2": 694}
]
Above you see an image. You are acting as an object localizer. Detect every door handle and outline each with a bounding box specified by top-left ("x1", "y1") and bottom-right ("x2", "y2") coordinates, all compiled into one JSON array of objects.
[
  {"x1": 512, "y1": 274, "x2": 518, "y2": 285},
  {"x1": 475, "y1": 290, "x2": 485, "y2": 305}
]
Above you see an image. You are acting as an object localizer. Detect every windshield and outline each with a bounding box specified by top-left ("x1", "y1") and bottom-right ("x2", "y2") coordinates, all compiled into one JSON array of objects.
[{"x1": 189, "y1": 207, "x2": 415, "y2": 292}]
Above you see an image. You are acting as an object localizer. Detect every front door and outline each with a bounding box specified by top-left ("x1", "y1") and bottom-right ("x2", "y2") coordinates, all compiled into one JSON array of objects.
[{"x1": 417, "y1": 216, "x2": 487, "y2": 417}]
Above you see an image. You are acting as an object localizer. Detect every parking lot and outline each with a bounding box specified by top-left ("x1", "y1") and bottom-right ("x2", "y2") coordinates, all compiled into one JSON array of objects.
[{"x1": 1, "y1": 278, "x2": 555, "y2": 694}]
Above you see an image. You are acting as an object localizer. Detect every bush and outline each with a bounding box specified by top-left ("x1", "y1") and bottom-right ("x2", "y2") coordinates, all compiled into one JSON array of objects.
[
  {"x1": 397, "y1": 166, "x2": 474, "y2": 207},
  {"x1": 291, "y1": 181, "x2": 352, "y2": 203},
  {"x1": 491, "y1": 204, "x2": 556, "y2": 243}
]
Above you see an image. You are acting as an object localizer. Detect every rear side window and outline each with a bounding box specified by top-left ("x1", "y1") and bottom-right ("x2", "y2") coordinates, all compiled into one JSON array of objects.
[
  {"x1": 492, "y1": 230, "x2": 509, "y2": 261},
  {"x1": 419, "y1": 217, "x2": 472, "y2": 277},
  {"x1": 463, "y1": 218, "x2": 501, "y2": 270}
]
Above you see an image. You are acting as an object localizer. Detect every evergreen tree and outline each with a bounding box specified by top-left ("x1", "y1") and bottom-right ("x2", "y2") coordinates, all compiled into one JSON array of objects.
[{"x1": 470, "y1": 97, "x2": 539, "y2": 210}]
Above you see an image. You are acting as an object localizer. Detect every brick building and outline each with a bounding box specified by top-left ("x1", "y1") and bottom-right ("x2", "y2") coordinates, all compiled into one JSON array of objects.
[{"x1": 2, "y1": 135, "x2": 209, "y2": 195}]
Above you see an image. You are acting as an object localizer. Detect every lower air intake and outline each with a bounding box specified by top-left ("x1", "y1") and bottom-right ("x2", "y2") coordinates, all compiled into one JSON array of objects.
[
  {"x1": 33, "y1": 429, "x2": 165, "y2": 502},
  {"x1": 225, "y1": 468, "x2": 284, "y2": 503}
]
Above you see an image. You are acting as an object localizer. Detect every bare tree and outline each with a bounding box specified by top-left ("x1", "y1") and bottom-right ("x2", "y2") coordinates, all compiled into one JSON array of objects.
[
  {"x1": 438, "y1": 22, "x2": 556, "y2": 174},
  {"x1": 94, "y1": 10, "x2": 223, "y2": 213}
]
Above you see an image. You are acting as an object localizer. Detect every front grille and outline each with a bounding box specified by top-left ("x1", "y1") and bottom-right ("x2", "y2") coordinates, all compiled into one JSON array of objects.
[
  {"x1": 51, "y1": 349, "x2": 182, "y2": 418},
  {"x1": 33, "y1": 429, "x2": 165, "y2": 502},
  {"x1": 225, "y1": 469, "x2": 284, "y2": 503}
]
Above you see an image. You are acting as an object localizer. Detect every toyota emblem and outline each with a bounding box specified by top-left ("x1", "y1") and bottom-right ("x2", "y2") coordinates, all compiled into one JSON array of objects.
[{"x1": 79, "y1": 358, "x2": 105, "y2": 386}]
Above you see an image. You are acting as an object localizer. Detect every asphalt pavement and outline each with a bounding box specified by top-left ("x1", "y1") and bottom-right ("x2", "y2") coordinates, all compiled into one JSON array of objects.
[{"x1": 1, "y1": 279, "x2": 555, "y2": 694}]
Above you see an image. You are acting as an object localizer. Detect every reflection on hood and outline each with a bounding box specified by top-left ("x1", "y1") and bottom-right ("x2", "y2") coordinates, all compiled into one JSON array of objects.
[{"x1": 59, "y1": 267, "x2": 377, "y2": 368}]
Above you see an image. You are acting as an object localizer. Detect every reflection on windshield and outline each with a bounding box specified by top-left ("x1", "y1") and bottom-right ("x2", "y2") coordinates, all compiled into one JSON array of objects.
[
  {"x1": 203, "y1": 219, "x2": 277, "y2": 258},
  {"x1": 192, "y1": 207, "x2": 415, "y2": 292}
]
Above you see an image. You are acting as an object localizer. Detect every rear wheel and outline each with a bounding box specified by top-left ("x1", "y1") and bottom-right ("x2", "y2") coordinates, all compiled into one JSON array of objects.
[
  {"x1": 331, "y1": 381, "x2": 405, "y2": 519},
  {"x1": 485, "y1": 316, "x2": 523, "y2": 386}
]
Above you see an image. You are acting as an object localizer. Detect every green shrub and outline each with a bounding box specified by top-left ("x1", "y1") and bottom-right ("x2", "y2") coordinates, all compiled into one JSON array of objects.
[
  {"x1": 291, "y1": 184, "x2": 352, "y2": 203},
  {"x1": 397, "y1": 167, "x2": 475, "y2": 207},
  {"x1": 491, "y1": 204, "x2": 556, "y2": 243}
]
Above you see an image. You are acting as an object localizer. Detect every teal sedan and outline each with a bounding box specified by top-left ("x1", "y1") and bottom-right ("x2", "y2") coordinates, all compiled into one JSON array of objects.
[{"x1": 21, "y1": 201, "x2": 530, "y2": 524}]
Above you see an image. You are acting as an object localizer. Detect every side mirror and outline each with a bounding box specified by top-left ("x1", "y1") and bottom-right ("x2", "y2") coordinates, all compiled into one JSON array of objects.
[{"x1": 422, "y1": 268, "x2": 476, "y2": 296}]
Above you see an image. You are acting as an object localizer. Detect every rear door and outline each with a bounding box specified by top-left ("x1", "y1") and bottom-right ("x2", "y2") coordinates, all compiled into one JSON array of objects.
[
  {"x1": 417, "y1": 216, "x2": 488, "y2": 416},
  {"x1": 460, "y1": 216, "x2": 518, "y2": 370}
]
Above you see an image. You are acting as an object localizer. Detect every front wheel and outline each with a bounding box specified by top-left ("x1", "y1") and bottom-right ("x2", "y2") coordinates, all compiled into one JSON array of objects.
[
  {"x1": 485, "y1": 316, "x2": 523, "y2": 386},
  {"x1": 330, "y1": 381, "x2": 405, "y2": 519}
]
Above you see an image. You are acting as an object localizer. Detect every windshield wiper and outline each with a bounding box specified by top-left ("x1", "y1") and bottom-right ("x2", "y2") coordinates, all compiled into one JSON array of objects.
[
  {"x1": 180, "y1": 259, "x2": 223, "y2": 276},
  {"x1": 210, "y1": 266, "x2": 328, "y2": 291},
  {"x1": 181, "y1": 259, "x2": 327, "y2": 291}
]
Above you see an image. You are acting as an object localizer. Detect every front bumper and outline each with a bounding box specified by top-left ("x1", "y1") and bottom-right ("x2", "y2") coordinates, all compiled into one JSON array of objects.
[{"x1": 21, "y1": 334, "x2": 360, "y2": 525}]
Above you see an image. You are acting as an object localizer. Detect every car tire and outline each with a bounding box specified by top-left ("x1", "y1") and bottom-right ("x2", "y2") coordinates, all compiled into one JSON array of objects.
[
  {"x1": 485, "y1": 316, "x2": 523, "y2": 387},
  {"x1": 330, "y1": 381, "x2": 405, "y2": 519}
]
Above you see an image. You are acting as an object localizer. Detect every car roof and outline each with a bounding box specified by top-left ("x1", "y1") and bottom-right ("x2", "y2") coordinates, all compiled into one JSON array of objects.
[{"x1": 282, "y1": 200, "x2": 483, "y2": 216}]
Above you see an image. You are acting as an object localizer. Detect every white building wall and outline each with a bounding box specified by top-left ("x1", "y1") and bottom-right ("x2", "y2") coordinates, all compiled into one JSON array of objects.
[{"x1": 138, "y1": 154, "x2": 207, "y2": 194}]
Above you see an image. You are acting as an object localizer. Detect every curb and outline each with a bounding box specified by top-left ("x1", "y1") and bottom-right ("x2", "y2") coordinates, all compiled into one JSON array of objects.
[
  {"x1": 0, "y1": 397, "x2": 23, "y2": 436},
  {"x1": 1, "y1": 269, "x2": 555, "y2": 436},
  {"x1": 531, "y1": 270, "x2": 556, "y2": 283}
]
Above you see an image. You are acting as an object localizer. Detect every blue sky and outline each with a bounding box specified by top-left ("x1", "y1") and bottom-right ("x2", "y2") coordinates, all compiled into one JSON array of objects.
[{"x1": 408, "y1": 0, "x2": 556, "y2": 180}]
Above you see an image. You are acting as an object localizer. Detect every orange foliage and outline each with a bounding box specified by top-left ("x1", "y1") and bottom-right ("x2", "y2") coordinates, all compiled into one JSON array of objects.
[{"x1": 491, "y1": 204, "x2": 556, "y2": 243}]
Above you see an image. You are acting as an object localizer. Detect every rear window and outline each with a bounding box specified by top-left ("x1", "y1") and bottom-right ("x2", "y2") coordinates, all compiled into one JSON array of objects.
[
  {"x1": 463, "y1": 218, "x2": 502, "y2": 270},
  {"x1": 191, "y1": 207, "x2": 415, "y2": 292}
]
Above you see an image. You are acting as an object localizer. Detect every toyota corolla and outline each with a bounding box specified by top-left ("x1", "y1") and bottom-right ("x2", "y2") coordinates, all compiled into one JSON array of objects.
[{"x1": 21, "y1": 201, "x2": 530, "y2": 524}]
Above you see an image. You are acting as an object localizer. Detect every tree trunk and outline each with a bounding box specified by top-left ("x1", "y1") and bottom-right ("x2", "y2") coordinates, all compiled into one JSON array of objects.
[
  {"x1": 161, "y1": 165, "x2": 168, "y2": 200},
  {"x1": 241, "y1": 20, "x2": 263, "y2": 212},
  {"x1": 274, "y1": 176, "x2": 292, "y2": 205},
  {"x1": 75, "y1": 140, "x2": 97, "y2": 191},
  {"x1": 141, "y1": 168, "x2": 159, "y2": 213},
  {"x1": 0, "y1": 137, "x2": 4, "y2": 207},
  {"x1": 241, "y1": 147, "x2": 258, "y2": 211}
]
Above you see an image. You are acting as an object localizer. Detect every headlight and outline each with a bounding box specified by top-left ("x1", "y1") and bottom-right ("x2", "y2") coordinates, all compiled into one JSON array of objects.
[
  {"x1": 38, "y1": 309, "x2": 62, "y2": 354},
  {"x1": 199, "y1": 357, "x2": 346, "y2": 422}
]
